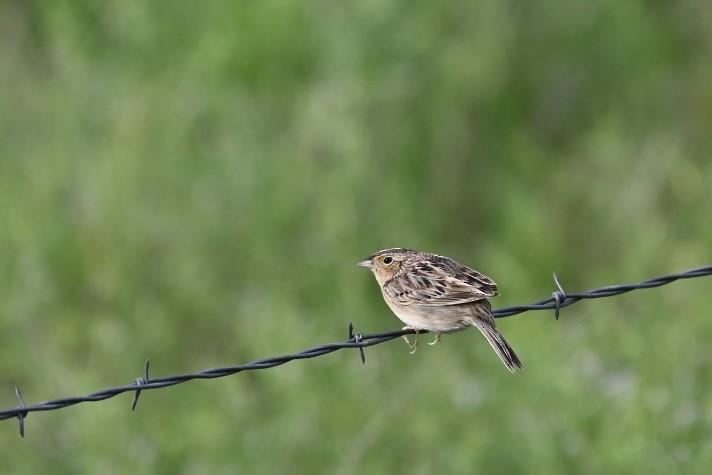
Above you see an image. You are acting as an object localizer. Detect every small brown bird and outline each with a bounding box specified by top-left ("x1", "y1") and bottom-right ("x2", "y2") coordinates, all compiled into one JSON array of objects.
[{"x1": 359, "y1": 248, "x2": 523, "y2": 372}]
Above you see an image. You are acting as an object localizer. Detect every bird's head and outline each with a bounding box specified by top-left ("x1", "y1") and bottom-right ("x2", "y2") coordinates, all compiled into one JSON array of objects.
[{"x1": 358, "y1": 248, "x2": 416, "y2": 285}]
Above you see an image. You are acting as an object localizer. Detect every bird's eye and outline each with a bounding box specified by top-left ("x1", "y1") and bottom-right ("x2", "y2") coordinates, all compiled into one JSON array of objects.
[{"x1": 383, "y1": 256, "x2": 393, "y2": 265}]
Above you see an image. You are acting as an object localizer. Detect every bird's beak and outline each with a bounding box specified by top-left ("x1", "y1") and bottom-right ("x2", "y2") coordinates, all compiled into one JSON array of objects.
[{"x1": 358, "y1": 259, "x2": 374, "y2": 269}]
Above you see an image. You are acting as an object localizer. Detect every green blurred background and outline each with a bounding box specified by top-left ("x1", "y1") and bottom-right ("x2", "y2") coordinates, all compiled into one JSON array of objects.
[{"x1": 1, "y1": 1, "x2": 711, "y2": 473}]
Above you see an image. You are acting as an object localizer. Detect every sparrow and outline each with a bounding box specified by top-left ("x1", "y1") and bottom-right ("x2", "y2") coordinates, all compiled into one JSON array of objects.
[{"x1": 359, "y1": 248, "x2": 522, "y2": 372}]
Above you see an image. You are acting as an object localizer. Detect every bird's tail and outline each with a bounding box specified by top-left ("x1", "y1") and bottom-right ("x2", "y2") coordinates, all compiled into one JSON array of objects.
[{"x1": 472, "y1": 301, "x2": 523, "y2": 372}]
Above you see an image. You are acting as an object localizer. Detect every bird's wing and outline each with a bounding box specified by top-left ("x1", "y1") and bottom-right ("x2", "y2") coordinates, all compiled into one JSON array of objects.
[{"x1": 383, "y1": 260, "x2": 498, "y2": 306}]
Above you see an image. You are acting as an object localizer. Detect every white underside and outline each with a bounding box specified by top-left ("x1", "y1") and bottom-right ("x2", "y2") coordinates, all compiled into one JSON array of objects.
[{"x1": 384, "y1": 299, "x2": 472, "y2": 333}]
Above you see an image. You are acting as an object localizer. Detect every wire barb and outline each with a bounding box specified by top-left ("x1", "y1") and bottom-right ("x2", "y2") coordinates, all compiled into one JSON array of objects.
[
  {"x1": 131, "y1": 359, "x2": 151, "y2": 411},
  {"x1": 552, "y1": 272, "x2": 567, "y2": 320},
  {"x1": 14, "y1": 386, "x2": 27, "y2": 438},
  {"x1": 0, "y1": 264, "x2": 710, "y2": 436},
  {"x1": 349, "y1": 323, "x2": 366, "y2": 365}
]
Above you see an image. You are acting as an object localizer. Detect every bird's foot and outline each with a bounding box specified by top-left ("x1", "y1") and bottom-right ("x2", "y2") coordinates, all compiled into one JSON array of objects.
[
  {"x1": 428, "y1": 332, "x2": 442, "y2": 346},
  {"x1": 402, "y1": 327, "x2": 420, "y2": 354}
]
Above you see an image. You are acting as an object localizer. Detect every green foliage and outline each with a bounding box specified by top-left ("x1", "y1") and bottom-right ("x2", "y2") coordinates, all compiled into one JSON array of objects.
[{"x1": 1, "y1": 0, "x2": 711, "y2": 473}]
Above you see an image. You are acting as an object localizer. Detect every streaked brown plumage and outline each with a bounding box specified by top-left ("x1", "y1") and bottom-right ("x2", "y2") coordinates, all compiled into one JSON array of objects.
[{"x1": 359, "y1": 248, "x2": 523, "y2": 372}]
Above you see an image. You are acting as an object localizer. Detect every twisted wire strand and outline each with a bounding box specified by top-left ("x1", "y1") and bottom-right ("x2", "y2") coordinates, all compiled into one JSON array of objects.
[{"x1": 2, "y1": 265, "x2": 711, "y2": 436}]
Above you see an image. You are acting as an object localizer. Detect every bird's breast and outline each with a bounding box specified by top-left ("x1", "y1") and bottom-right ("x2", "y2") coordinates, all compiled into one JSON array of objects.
[{"x1": 383, "y1": 299, "x2": 474, "y2": 333}]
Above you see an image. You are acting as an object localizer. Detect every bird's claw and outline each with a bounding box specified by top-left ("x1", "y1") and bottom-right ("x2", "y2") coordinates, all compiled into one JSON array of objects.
[
  {"x1": 402, "y1": 327, "x2": 419, "y2": 354},
  {"x1": 428, "y1": 333, "x2": 442, "y2": 346}
]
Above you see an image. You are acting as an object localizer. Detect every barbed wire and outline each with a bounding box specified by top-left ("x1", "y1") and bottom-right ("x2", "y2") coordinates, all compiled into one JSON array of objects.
[{"x1": 2, "y1": 265, "x2": 711, "y2": 437}]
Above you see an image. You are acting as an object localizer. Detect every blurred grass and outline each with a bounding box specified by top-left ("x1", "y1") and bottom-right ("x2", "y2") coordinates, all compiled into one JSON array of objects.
[{"x1": 1, "y1": 0, "x2": 711, "y2": 473}]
